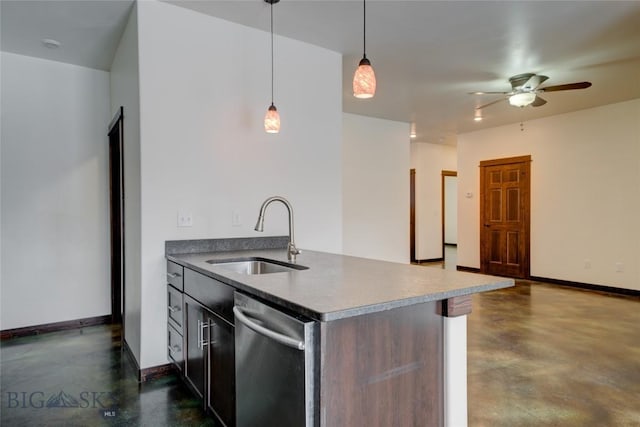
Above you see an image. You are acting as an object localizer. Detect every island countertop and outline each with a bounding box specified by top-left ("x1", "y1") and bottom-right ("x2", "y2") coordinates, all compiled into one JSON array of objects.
[{"x1": 167, "y1": 240, "x2": 513, "y2": 321}]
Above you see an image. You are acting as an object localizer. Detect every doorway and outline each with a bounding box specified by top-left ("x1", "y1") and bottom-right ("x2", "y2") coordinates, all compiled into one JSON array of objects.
[
  {"x1": 441, "y1": 171, "x2": 457, "y2": 266},
  {"x1": 479, "y1": 155, "x2": 531, "y2": 279},
  {"x1": 108, "y1": 107, "x2": 125, "y2": 325},
  {"x1": 410, "y1": 169, "x2": 416, "y2": 263}
]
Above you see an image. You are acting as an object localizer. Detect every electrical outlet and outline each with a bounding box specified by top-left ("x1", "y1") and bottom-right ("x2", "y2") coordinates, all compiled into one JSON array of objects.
[
  {"x1": 615, "y1": 262, "x2": 624, "y2": 273},
  {"x1": 584, "y1": 259, "x2": 591, "y2": 269},
  {"x1": 177, "y1": 211, "x2": 193, "y2": 227}
]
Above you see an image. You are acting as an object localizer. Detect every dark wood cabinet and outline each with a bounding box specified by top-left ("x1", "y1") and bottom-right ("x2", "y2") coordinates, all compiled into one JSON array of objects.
[
  {"x1": 170, "y1": 263, "x2": 235, "y2": 427},
  {"x1": 167, "y1": 323, "x2": 184, "y2": 372},
  {"x1": 166, "y1": 263, "x2": 185, "y2": 374},
  {"x1": 185, "y1": 295, "x2": 206, "y2": 400},
  {"x1": 207, "y1": 312, "x2": 235, "y2": 427}
]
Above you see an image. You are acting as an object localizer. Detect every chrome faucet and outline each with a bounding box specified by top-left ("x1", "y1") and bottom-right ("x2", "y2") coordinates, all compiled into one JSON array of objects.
[{"x1": 254, "y1": 196, "x2": 301, "y2": 262}]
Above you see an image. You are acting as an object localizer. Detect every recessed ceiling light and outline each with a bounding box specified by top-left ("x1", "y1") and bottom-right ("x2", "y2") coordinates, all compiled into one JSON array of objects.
[{"x1": 42, "y1": 39, "x2": 61, "y2": 49}]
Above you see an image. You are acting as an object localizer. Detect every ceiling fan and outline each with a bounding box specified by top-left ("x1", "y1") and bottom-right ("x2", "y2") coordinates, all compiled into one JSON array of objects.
[{"x1": 472, "y1": 73, "x2": 592, "y2": 110}]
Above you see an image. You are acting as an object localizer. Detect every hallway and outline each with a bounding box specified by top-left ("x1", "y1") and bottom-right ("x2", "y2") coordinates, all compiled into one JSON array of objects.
[{"x1": 1, "y1": 280, "x2": 638, "y2": 426}]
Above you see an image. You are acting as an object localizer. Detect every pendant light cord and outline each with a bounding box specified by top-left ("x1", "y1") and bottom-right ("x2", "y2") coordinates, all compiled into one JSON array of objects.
[
  {"x1": 270, "y1": 2, "x2": 274, "y2": 105},
  {"x1": 363, "y1": 0, "x2": 367, "y2": 58}
]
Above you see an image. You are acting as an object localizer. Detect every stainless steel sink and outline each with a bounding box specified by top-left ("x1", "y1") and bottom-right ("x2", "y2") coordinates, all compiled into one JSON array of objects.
[{"x1": 206, "y1": 257, "x2": 308, "y2": 275}]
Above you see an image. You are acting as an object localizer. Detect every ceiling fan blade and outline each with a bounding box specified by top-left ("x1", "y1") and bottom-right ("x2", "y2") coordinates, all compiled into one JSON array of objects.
[
  {"x1": 469, "y1": 91, "x2": 512, "y2": 95},
  {"x1": 476, "y1": 98, "x2": 506, "y2": 110},
  {"x1": 539, "y1": 81, "x2": 592, "y2": 92},
  {"x1": 522, "y1": 74, "x2": 549, "y2": 90},
  {"x1": 531, "y1": 96, "x2": 547, "y2": 107}
]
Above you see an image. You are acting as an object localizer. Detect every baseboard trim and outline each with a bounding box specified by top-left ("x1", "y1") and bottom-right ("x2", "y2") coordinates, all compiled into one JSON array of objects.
[
  {"x1": 140, "y1": 363, "x2": 176, "y2": 382},
  {"x1": 0, "y1": 314, "x2": 112, "y2": 340},
  {"x1": 530, "y1": 276, "x2": 640, "y2": 298},
  {"x1": 456, "y1": 265, "x2": 481, "y2": 273},
  {"x1": 413, "y1": 257, "x2": 444, "y2": 264},
  {"x1": 122, "y1": 339, "x2": 175, "y2": 382}
]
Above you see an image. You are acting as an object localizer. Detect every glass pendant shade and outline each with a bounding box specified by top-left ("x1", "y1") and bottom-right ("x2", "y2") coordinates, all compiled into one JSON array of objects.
[
  {"x1": 353, "y1": 57, "x2": 376, "y2": 99},
  {"x1": 264, "y1": 104, "x2": 280, "y2": 133}
]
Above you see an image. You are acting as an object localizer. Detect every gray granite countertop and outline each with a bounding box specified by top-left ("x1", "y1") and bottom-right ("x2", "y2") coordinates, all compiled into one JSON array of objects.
[{"x1": 167, "y1": 239, "x2": 513, "y2": 321}]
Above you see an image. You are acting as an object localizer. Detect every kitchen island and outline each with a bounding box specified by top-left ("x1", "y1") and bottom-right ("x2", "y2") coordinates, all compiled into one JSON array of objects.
[{"x1": 166, "y1": 237, "x2": 513, "y2": 427}]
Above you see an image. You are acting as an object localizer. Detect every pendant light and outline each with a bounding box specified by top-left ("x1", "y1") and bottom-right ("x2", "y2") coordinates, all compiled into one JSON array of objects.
[
  {"x1": 353, "y1": 0, "x2": 376, "y2": 99},
  {"x1": 264, "y1": 0, "x2": 281, "y2": 133}
]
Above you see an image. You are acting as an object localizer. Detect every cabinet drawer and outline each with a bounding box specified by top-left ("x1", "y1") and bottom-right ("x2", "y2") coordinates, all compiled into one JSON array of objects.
[
  {"x1": 167, "y1": 324, "x2": 184, "y2": 370},
  {"x1": 167, "y1": 261, "x2": 184, "y2": 291},
  {"x1": 185, "y1": 269, "x2": 234, "y2": 324},
  {"x1": 167, "y1": 285, "x2": 184, "y2": 331}
]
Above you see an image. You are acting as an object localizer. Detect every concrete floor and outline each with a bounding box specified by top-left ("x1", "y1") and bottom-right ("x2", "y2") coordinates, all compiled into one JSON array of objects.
[
  {"x1": 0, "y1": 325, "x2": 214, "y2": 426},
  {"x1": 1, "y1": 280, "x2": 638, "y2": 426},
  {"x1": 467, "y1": 280, "x2": 640, "y2": 427}
]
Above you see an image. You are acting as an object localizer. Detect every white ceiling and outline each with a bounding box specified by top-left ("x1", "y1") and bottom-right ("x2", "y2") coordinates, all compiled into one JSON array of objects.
[{"x1": 2, "y1": 1, "x2": 639, "y2": 144}]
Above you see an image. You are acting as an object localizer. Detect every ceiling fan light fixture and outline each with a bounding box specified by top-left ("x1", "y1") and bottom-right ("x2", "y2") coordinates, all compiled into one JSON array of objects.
[{"x1": 509, "y1": 92, "x2": 536, "y2": 107}]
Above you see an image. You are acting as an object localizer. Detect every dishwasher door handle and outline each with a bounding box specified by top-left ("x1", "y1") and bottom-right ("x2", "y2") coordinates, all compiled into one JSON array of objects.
[{"x1": 233, "y1": 306, "x2": 305, "y2": 351}]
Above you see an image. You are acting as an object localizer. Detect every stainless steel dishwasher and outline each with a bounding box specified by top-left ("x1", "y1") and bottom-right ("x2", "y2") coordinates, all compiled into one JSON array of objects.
[{"x1": 233, "y1": 292, "x2": 318, "y2": 427}]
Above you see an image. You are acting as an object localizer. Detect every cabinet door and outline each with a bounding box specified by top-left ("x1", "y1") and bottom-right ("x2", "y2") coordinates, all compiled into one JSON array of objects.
[
  {"x1": 167, "y1": 285, "x2": 184, "y2": 330},
  {"x1": 167, "y1": 323, "x2": 184, "y2": 372},
  {"x1": 207, "y1": 314, "x2": 236, "y2": 427},
  {"x1": 185, "y1": 296, "x2": 207, "y2": 400}
]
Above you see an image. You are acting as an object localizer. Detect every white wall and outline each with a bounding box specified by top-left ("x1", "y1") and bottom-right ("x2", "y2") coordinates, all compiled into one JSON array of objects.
[
  {"x1": 410, "y1": 142, "x2": 457, "y2": 260},
  {"x1": 0, "y1": 52, "x2": 111, "y2": 329},
  {"x1": 342, "y1": 113, "x2": 410, "y2": 264},
  {"x1": 109, "y1": 4, "x2": 141, "y2": 363},
  {"x1": 135, "y1": 1, "x2": 343, "y2": 368},
  {"x1": 457, "y1": 99, "x2": 640, "y2": 291}
]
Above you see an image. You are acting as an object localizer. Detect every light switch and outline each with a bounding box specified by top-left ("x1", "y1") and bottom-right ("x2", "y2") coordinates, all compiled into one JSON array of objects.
[
  {"x1": 232, "y1": 211, "x2": 242, "y2": 227},
  {"x1": 177, "y1": 211, "x2": 193, "y2": 227}
]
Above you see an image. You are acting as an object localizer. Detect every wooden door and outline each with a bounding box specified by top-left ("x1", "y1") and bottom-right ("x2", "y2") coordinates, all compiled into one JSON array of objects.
[{"x1": 480, "y1": 155, "x2": 531, "y2": 278}]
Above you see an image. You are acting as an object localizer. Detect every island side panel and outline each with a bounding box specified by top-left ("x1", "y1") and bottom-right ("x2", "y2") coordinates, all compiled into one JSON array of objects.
[{"x1": 320, "y1": 301, "x2": 444, "y2": 427}]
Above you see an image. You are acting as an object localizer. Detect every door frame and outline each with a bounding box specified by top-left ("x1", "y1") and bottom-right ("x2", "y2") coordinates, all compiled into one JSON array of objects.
[
  {"x1": 410, "y1": 169, "x2": 416, "y2": 263},
  {"x1": 479, "y1": 155, "x2": 531, "y2": 278},
  {"x1": 441, "y1": 170, "x2": 457, "y2": 260},
  {"x1": 108, "y1": 107, "x2": 125, "y2": 326}
]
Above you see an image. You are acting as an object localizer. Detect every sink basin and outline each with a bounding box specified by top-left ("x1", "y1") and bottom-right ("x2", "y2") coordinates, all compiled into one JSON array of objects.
[{"x1": 206, "y1": 257, "x2": 308, "y2": 275}]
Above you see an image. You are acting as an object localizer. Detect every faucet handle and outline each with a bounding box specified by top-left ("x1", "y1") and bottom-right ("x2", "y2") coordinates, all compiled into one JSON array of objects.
[
  {"x1": 287, "y1": 243, "x2": 301, "y2": 262},
  {"x1": 288, "y1": 242, "x2": 301, "y2": 255}
]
